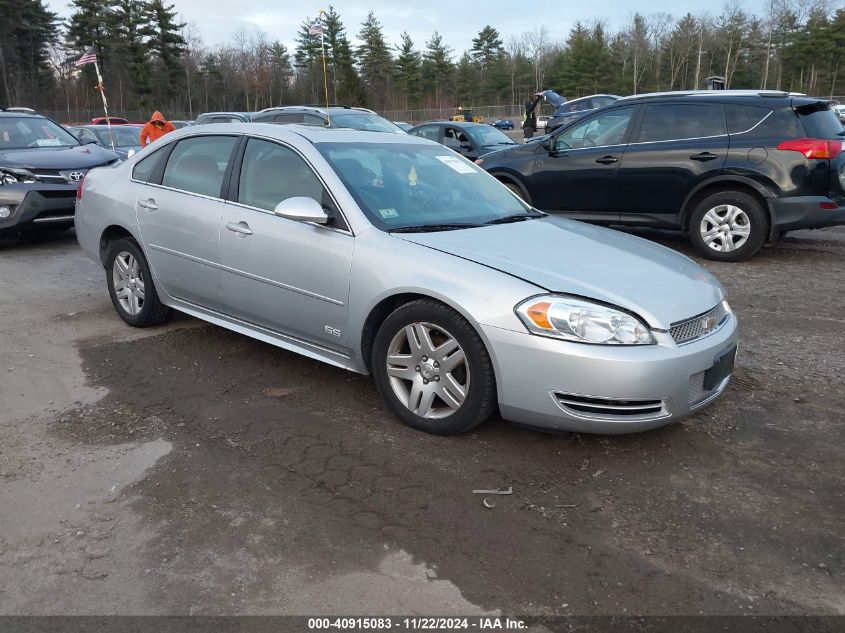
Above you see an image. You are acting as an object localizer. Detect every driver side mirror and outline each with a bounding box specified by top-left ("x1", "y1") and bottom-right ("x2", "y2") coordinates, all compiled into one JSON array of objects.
[
  {"x1": 274, "y1": 196, "x2": 329, "y2": 224},
  {"x1": 82, "y1": 138, "x2": 99, "y2": 145}
]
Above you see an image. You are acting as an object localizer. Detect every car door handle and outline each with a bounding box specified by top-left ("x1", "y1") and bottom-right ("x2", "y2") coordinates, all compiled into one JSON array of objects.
[
  {"x1": 137, "y1": 198, "x2": 157, "y2": 211},
  {"x1": 595, "y1": 156, "x2": 619, "y2": 165},
  {"x1": 226, "y1": 221, "x2": 253, "y2": 237},
  {"x1": 690, "y1": 152, "x2": 719, "y2": 162}
]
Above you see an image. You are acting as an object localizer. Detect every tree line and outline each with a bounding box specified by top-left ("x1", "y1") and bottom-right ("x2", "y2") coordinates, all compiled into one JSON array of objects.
[{"x1": 1, "y1": 0, "x2": 844, "y2": 121}]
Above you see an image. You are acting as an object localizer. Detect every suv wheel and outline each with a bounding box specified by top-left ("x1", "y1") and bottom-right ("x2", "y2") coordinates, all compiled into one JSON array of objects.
[
  {"x1": 689, "y1": 191, "x2": 767, "y2": 262},
  {"x1": 501, "y1": 180, "x2": 528, "y2": 202},
  {"x1": 105, "y1": 238, "x2": 171, "y2": 327},
  {"x1": 372, "y1": 300, "x2": 496, "y2": 435}
]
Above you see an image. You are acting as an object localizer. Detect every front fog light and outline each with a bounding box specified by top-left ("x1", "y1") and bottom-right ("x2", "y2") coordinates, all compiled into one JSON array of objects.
[{"x1": 0, "y1": 205, "x2": 12, "y2": 219}]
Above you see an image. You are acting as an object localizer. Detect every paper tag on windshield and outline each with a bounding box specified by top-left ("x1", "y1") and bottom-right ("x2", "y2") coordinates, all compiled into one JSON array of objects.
[
  {"x1": 36, "y1": 138, "x2": 62, "y2": 147},
  {"x1": 435, "y1": 155, "x2": 475, "y2": 174},
  {"x1": 379, "y1": 208, "x2": 399, "y2": 219}
]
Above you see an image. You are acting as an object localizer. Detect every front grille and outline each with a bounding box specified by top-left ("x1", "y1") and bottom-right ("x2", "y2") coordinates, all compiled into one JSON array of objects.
[
  {"x1": 553, "y1": 392, "x2": 668, "y2": 421},
  {"x1": 670, "y1": 302, "x2": 729, "y2": 345}
]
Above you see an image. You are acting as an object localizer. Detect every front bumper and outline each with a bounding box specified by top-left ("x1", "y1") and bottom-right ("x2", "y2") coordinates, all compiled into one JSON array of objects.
[
  {"x1": 484, "y1": 314, "x2": 739, "y2": 434},
  {"x1": 0, "y1": 183, "x2": 77, "y2": 233},
  {"x1": 768, "y1": 196, "x2": 845, "y2": 233}
]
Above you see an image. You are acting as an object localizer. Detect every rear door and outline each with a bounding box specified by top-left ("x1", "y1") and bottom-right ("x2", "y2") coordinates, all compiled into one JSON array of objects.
[
  {"x1": 134, "y1": 134, "x2": 239, "y2": 310},
  {"x1": 527, "y1": 105, "x2": 635, "y2": 219},
  {"x1": 615, "y1": 102, "x2": 728, "y2": 226}
]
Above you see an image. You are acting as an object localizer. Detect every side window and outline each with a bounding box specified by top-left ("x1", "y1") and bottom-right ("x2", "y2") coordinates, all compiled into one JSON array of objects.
[
  {"x1": 444, "y1": 127, "x2": 470, "y2": 149},
  {"x1": 237, "y1": 138, "x2": 326, "y2": 212},
  {"x1": 252, "y1": 114, "x2": 275, "y2": 123},
  {"x1": 274, "y1": 113, "x2": 304, "y2": 124},
  {"x1": 412, "y1": 125, "x2": 439, "y2": 141},
  {"x1": 554, "y1": 106, "x2": 634, "y2": 150},
  {"x1": 302, "y1": 114, "x2": 325, "y2": 126},
  {"x1": 132, "y1": 146, "x2": 168, "y2": 183},
  {"x1": 161, "y1": 135, "x2": 237, "y2": 197},
  {"x1": 593, "y1": 97, "x2": 617, "y2": 108},
  {"x1": 637, "y1": 104, "x2": 726, "y2": 143},
  {"x1": 725, "y1": 104, "x2": 772, "y2": 134}
]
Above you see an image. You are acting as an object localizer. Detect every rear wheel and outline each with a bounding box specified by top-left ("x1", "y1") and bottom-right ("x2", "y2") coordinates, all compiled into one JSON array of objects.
[
  {"x1": 105, "y1": 238, "x2": 171, "y2": 327},
  {"x1": 689, "y1": 190, "x2": 768, "y2": 262},
  {"x1": 372, "y1": 300, "x2": 496, "y2": 435}
]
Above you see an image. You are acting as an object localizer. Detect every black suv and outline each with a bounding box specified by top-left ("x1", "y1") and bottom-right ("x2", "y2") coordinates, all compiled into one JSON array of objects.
[
  {"x1": 252, "y1": 106, "x2": 405, "y2": 133},
  {"x1": 478, "y1": 91, "x2": 845, "y2": 261},
  {"x1": 0, "y1": 110, "x2": 118, "y2": 235}
]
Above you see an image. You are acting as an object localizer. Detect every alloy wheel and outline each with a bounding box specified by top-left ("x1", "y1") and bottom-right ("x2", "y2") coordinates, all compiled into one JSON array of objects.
[
  {"x1": 699, "y1": 204, "x2": 752, "y2": 253},
  {"x1": 385, "y1": 322, "x2": 470, "y2": 420},
  {"x1": 112, "y1": 251, "x2": 145, "y2": 316}
]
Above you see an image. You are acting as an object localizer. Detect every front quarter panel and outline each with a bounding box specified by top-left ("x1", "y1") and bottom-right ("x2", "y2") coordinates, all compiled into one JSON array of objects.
[{"x1": 347, "y1": 226, "x2": 543, "y2": 377}]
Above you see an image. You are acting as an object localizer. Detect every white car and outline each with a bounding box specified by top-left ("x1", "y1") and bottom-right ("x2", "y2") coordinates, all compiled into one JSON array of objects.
[{"x1": 537, "y1": 115, "x2": 549, "y2": 129}]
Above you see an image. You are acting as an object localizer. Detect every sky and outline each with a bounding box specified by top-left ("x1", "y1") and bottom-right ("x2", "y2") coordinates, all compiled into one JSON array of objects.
[{"x1": 45, "y1": 0, "x2": 770, "y2": 56}]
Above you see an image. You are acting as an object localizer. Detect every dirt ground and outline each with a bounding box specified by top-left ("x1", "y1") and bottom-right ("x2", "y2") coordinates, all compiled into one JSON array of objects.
[{"x1": 0, "y1": 226, "x2": 843, "y2": 617}]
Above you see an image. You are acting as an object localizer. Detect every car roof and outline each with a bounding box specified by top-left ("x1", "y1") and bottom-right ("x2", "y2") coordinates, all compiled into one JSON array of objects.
[
  {"x1": 0, "y1": 111, "x2": 43, "y2": 118},
  {"x1": 168, "y1": 122, "x2": 432, "y2": 146},
  {"x1": 259, "y1": 105, "x2": 378, "y2": 116}
]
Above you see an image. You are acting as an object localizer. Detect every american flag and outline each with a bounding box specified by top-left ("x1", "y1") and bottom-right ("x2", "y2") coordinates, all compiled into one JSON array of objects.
[
  {"x1": 75, "y1": 45, "x2": 97, "y2": 68},
  {"x1": 308, "y1": 23, "x2": 323, "y2": 36}
]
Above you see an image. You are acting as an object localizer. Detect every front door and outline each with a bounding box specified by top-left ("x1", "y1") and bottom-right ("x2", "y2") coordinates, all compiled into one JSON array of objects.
[
  {"x1": 527, "y1": 105, "x2": 635, "y2": 220},
  {"x1": 443, "y1": 126, "x2": 478, "y2": 160},
  {"x1": 219, "y1": 137, "x2": 353, "y2": 352},
  {"x1": 134, "y1": 135, "x2": 239, "y2": 309}
]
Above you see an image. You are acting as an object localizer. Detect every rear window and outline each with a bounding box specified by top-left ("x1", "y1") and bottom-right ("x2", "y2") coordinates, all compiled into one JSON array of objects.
[
  {"x1": 797, "y1": 106, "x2": 844, "y2": 139},
  {"x1": 637, "y1": 104, "x2": 726, "y2": 142},
  {"x1": 725, "y1": 105, "x2": 771, "y2": 134}
]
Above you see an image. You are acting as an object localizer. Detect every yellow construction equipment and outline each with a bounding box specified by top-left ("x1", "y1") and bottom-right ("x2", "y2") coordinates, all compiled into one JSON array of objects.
[{"x1": 449, "y1": 106, "x2": 485, "y2": 123}]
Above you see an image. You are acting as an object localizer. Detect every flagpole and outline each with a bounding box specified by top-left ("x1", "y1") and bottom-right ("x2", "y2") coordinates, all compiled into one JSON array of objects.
[
  {"x1": 318, "y1": 9, "x2": 331, "y2": 126},
  {"x1": 92, "y1": 55, "x2": 115, "y2": 153}
]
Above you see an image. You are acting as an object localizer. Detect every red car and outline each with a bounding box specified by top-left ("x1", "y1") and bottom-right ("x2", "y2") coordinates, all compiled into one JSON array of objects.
[{"x1": 91, "y1": 116, "x2": 129, "y2": 125}]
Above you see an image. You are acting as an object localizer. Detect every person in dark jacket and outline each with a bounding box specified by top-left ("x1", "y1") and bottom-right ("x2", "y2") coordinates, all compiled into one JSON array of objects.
[{"x1": 522, "y1": 99, "x2": 538, "y2": 142}]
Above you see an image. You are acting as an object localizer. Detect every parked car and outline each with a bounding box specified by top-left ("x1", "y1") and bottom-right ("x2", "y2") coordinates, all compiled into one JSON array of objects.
[
  {"x1": 253, "y1": 106, "x2": 405, "y2": 133},
  {"x1": 407, "y1": 121, "x2": 518, "y2": 160},
  {"x1": 91, "y1": 116, "x2": 130, "y2": 125},
  {"x1": 491, "y1": 119, "x2": 515, "y2": 130},
  {"x1": 68, "y1": 124, "x2": 142, "y2": 160},
  {"x1": 393, "y1": 121, "x2": 414, "y2": 132},
  {"x1": 170, "y1": 120, "x2": 194, "y2": 129},
  {"x1": 537, "y1": 115, "x2": 550, "y2": 130},
  {"x1": 547, "y1": 94, "x2": 622, "y2": 132},
  {"x1": 194, "y1": 112, "x2": 257, "y2": 125},
  {"x1": 0, "y1": 111, "x2": 117, "y2": 235},
  {"x1": 832, "y1": 104, "x2": 845, "y2": 125},
  {"x1": 477, "y1": 90, "x2": 845, "y2": 261},
  {"x1": 76, "y1": 123, "x2": 738, "y2": 436}
]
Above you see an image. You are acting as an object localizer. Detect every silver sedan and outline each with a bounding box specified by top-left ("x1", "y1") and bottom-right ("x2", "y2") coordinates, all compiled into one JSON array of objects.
[{"x1": 75, "y1": 123, "x2": 739, "y2": 435}]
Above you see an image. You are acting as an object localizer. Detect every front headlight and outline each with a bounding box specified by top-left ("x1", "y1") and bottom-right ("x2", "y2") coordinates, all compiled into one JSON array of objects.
[
  {"x1": 0, "y1": 170, "x2": 18, "y2": 185},
  {"x1": 515, "y1": 295, "x2": 655, "y2": 345},
  {"x1": 0, "y1": 169, "x2": 36, "y2": 185}
]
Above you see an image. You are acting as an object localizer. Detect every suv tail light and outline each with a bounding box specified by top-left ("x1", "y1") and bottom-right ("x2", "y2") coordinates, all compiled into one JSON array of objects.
[
  {"x1": 777, "y1": 138, "x2": 843, "y2": 159},
  {"x1": 75, "y1": 175, "x2": 85, "y2": 201}
]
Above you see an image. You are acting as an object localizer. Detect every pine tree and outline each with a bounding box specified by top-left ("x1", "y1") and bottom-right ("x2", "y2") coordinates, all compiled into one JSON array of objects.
[
  {"x1": 109, "y1": 0, "x2": 153, "y2": 108},
  {"x1": 147, "y1": 0, "x2": 186, "y2": 108},
  {"x1": 356, "y1": 11, "x2": 392, "y2": 108},
  {"x1": 422, "y1": 31, "x2": 453, "y2": 109},
  {"x1": 0, "y1": 0, "x2": 59, "y2": 107},
  {"x1": 323, "y1": 7, "x2": 364, "y2": 105},
  {"x1": 393, "y1": 32, "x2": 421, "y2": 110}
]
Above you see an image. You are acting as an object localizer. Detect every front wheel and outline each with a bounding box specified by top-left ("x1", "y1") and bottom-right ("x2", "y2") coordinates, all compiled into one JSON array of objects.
[
  {"x1": 372, "y1": 300, "x2": 496, "y2": 435},
  {"x1": 688, "y1": 191, "x2": 768, "y2": 262},
  {"x1": 105, "y1": 238, "x2": 172, "y2": 327},
  {"x1": 501, "y1": 180, "x2": 528, "y2": 202}
]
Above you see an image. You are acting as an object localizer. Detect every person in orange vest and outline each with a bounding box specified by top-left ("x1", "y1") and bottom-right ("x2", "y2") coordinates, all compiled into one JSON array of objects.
[{"x1": 139, "y1": 111, "x2": 176, "y2": 148}]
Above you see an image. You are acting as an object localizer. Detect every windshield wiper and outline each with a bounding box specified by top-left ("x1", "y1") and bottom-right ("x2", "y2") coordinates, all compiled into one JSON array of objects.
[
  {"x1": 484, "y1": 211, "x2": 544, "y2": 225},
  {"x1": 389, "y1": 223, "x2": 482, "y2": 233}
]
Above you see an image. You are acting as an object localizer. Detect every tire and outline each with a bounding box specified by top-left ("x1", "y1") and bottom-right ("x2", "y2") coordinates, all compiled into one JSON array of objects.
[
  {"x1": 371, "y1": 299, "x2": 497, "y2": 435},
  {"x1": 502, "y1": 180, "x2": 528, "y2": 202},
  {"x1": 105, "y1": 237, "x2": 171, "y2": 327},
  {"x1": 688, "y1": 190, "x2": 768, "y2": 262}
]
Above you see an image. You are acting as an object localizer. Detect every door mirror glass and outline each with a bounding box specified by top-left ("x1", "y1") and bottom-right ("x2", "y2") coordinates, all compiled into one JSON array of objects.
[{"x1": 274, "y1": 196, "x2": 329, "y2": 224}]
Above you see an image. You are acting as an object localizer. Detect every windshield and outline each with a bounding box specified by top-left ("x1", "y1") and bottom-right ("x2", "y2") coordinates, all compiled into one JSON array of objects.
[
  {"x1": 0, "y1": 117, "x2": 80, "y2": 150},
  {"x1": 317, "y1": 142, "x2": 531, "y2": 230},
  {"x1": 331, "y1": 113, "x2": 405, "y2": 134},
  {"x1": 93, "y1": 126, "x2": 141, "y2": 147},
  {"x1": 467, "y1": 125, "x2": 517, "y2": 146}
]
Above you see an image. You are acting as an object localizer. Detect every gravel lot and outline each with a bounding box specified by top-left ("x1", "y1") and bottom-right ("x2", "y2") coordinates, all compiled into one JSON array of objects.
[{"x1": 0, "y1": 226, "x2": 843, "y2": 616}]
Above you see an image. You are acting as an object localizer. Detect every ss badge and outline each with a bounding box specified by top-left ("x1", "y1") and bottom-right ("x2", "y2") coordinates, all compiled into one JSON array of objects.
[{"x1": 324, "y1": 325, "x2": 342, "y2": 338}]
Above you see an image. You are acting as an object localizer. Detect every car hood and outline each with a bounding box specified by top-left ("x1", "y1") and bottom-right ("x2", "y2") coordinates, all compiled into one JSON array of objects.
[
  {"x1": 0, "y1": 144, "x2": 117, "y2": 169},
  {"x1": 395, "y1": 216, "x2": 725, "y2": 329}
]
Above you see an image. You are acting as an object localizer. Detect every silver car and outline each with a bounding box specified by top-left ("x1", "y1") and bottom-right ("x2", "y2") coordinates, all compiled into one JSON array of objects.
[{"x1": 75, "y1": 123, "x2": 739, "y2": 435}]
